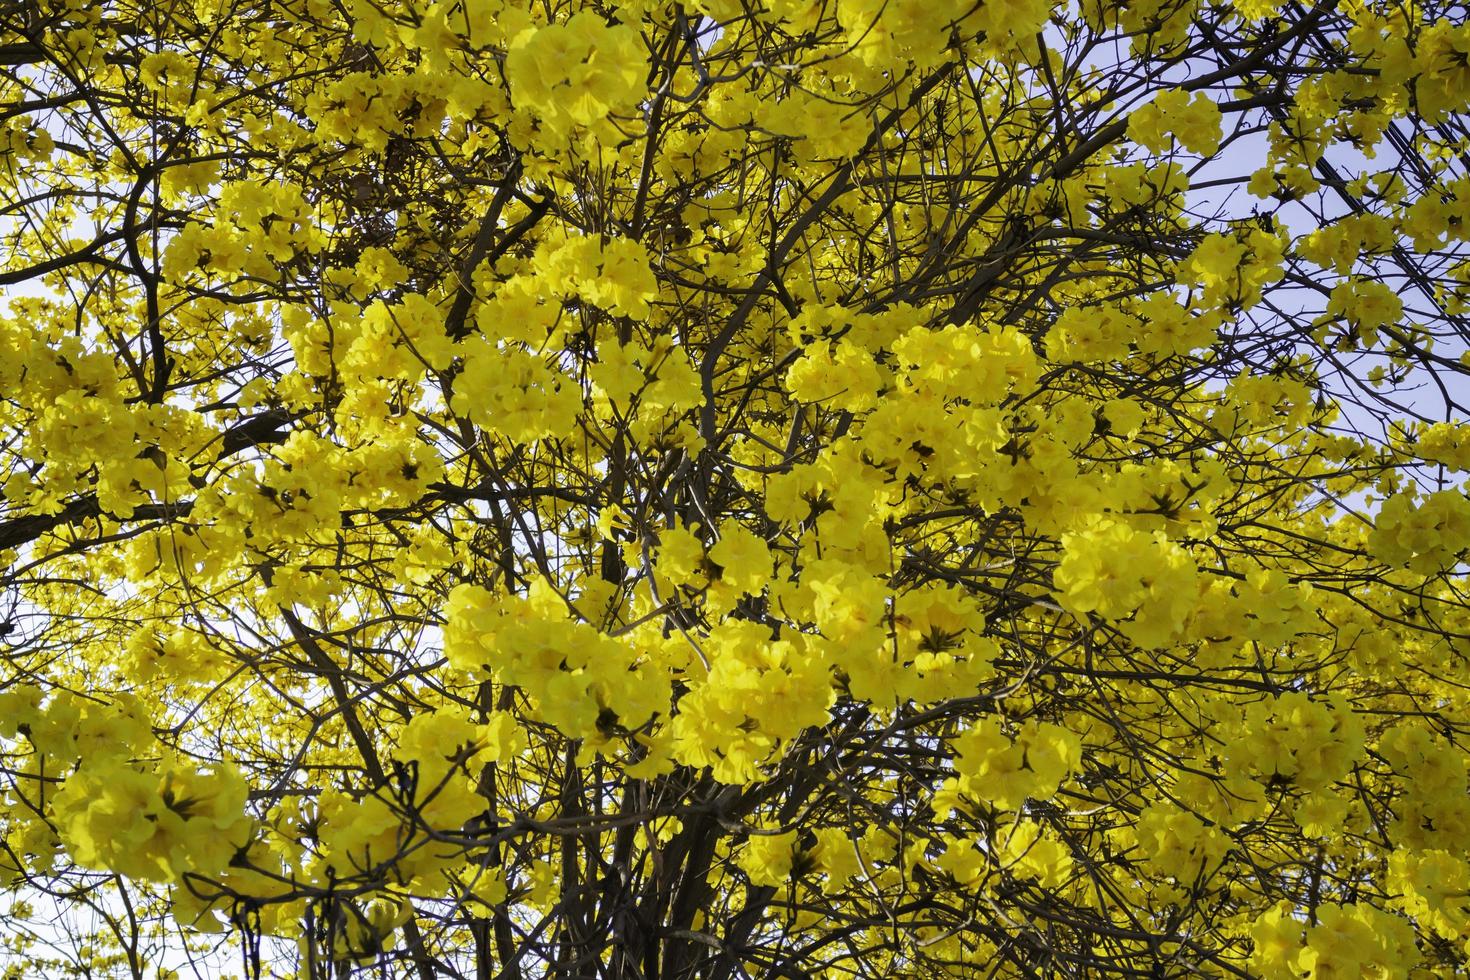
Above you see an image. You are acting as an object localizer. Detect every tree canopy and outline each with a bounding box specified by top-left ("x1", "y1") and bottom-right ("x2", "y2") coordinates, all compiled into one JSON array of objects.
[{"x1": 2, "y1": 0, "x2": 1470, "y2": 976}]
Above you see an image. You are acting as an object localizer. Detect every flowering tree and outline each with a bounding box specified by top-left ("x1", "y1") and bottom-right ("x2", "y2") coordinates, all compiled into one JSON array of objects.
[{"x1": 2, "y1": 0, "x2": 1470, "y2": 976}]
